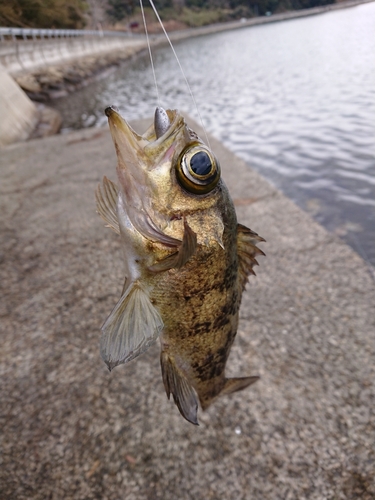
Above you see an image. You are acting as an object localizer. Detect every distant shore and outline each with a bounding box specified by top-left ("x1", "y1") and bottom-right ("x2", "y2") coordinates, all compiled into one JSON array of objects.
[
  {"x1": 13, "y1": 0, "x2": 373, "y2": 102},
  {"x1": 168, "y1": 0, "x2": 374, "y2": 40}
]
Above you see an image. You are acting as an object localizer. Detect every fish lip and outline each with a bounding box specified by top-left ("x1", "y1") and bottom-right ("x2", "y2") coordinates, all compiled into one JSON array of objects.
[
  {"x1": 104, "y1": 105, "x2": 119, "y2": 117},
  {"x1": 105, "y1": 106, "x2": 148, "y2": 170},
  {"x1": 105, "y1": 106, "x2": 139, "y2": 138}
]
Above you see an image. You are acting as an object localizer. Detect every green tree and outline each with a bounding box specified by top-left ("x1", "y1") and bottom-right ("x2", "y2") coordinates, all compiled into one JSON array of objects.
[
  {"x1": 106, "y1": 0, "x2": 136, "y2": 21},
  {"x1": 0, "y1": 0, "x2": 87, "y2": 28}
]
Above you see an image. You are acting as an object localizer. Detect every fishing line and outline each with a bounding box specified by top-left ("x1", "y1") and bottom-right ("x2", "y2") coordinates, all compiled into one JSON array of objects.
[
  {"x1": 145, "y1": 0, "x2": 211, "y2": 148},
  {"x1": 140, "y1": 0, "x2": 160, "y2": 106}
]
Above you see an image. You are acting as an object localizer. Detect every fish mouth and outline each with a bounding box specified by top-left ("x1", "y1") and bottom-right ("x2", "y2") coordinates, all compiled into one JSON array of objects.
[
  {"x1": 104, "y1": 105, "x2": 185, "y2": 245},
  {"x1": 104, "y1": 105, "x2": 186, "y2": 189},
  {"x1": 105, "y1": 105, "x2": 185, "y2": 160},
  {"x1": 105, "y1": 105, "x2": 149, "y2": 164}
]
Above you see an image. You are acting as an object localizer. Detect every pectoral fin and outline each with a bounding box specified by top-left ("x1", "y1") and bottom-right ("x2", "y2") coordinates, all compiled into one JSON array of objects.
[
  {"x1": 160, "y1": 351, "x2": 199, "y2": 425},
  {"x1": 150, "y1": 219, "x2": 197, "y2": 272},
  {"x1": 237, "y1": 223, "x2": 265, "y2": 291},
  {"x1": 95, "y1": 176, "x2": 120, "y2": 235},
  {"x1": 100, "y1": 282, "x2": 163, "y2": 370}
]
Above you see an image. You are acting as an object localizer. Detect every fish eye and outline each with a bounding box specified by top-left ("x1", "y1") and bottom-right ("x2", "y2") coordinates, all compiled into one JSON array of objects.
[{"x1": 176, "y1": 143, "x2": 221, "y2": 194}]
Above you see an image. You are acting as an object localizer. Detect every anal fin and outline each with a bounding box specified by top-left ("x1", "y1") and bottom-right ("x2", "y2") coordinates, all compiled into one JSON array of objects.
[
  {"x1": 160, "y1": 351, "x2": 199, "y2": 425},
  {"x1": 150, "y1": 219, "x2": 197, "y2": 272},
  {"x1": 100, "y1": 282, "x2": 163, "y2": 370}
]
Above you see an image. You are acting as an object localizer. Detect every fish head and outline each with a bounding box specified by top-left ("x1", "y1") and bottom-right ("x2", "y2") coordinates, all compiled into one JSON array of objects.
[{"x1": 105, "y1": 106, "x2": 227, "y2": 246}]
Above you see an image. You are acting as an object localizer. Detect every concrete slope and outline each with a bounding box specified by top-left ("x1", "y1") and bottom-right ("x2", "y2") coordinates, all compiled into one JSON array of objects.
[
  {"x1": 1, "y1": 120, "x2": 374, "y2": 499},
  {"x1": 0, "y1": 63, "x2": 38, "y2": 147}
]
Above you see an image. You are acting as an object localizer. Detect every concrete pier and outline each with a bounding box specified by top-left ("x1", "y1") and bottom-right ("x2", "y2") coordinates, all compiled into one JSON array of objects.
[{"x1": 1, "y1": 119, "x2": 374, "y2": 499}]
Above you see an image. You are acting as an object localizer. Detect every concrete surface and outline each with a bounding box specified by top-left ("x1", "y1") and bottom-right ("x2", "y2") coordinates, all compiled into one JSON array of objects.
[
  {"x1": 0, "y1": 63, "x2": 39, "y2": 148},
  {"x1": 0, "y1": 119, "x2": 374, "y2": 500},
  {"x1": 0, "y1": 64, "x2": 62, "y2": 148}
]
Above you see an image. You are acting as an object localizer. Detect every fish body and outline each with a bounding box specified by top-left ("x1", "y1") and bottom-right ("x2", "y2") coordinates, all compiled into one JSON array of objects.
[{"x1": 96, "y1": 107, "x2": 264, "y2": 424}]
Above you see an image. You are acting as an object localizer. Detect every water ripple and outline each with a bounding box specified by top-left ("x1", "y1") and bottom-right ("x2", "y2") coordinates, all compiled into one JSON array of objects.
[{"x1": 51, "y1": 2, "x2": 375, "y2": 267}]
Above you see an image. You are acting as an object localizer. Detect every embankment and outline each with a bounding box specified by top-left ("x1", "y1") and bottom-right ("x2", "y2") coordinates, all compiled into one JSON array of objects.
[
  {"x1": 0, "y1": 36, "x2": 146, "y2": 147},
  {"x1": 0, "y1": 63, "x2": 38, "y2": 147}
]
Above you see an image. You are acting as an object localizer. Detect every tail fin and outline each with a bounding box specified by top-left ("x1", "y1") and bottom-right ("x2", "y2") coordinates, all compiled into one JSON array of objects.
[
  {"x1": 201, "y1": 376, "x2": 259, "y2": 410},
  {"x1": 221, "y1": 376, "x2": 259, "y2": 397}
]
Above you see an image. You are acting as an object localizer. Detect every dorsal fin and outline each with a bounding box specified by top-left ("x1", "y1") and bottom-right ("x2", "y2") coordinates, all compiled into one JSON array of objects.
[
  {"x1": 160, "y1": 350, "x2": 199, "y2": 425},
  {"x1": 237, "y1": 223, "x2": 265, "y2": 291},
  {"x1": 95, "y1": 176, "x2": 120, "y2": 235},
  {"x1": 100, "y1": 282, "x2": 163, "y2": 370},
  {"x1": 149, "y1": 219, "x2": 197, "y2": 272}
]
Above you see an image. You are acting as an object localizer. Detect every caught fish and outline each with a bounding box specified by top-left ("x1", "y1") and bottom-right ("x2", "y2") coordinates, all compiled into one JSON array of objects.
[{"x1": 96, "y1": 106, "x2": 265, "y2": 425}]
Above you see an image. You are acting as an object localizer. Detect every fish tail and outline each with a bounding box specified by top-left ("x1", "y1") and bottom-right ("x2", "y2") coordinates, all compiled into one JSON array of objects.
[
  {"x1": 200, "y1": 376, "x2": 259, "y2": 410},
  {"x1": 221, "y1": 376, "x2": 259, "y2": 396}
]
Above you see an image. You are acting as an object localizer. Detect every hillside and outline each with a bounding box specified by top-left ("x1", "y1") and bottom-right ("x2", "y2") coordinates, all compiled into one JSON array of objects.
[{"x1": 0, "y1": 0, "x2": 338, "y2": 30}]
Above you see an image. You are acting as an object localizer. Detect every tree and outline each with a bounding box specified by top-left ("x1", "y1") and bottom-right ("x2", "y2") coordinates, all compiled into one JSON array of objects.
[
  {"x1": 106, "y1": 0, "x2": 136, "y2": 21},
  {"x1": 0, "y1": 0, "x2": 88, "y2": 28}
]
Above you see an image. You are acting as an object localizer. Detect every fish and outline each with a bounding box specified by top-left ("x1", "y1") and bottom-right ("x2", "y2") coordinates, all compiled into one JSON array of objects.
[{"x1": 96, "y1": 106, "x2": 265, "y2": 425}]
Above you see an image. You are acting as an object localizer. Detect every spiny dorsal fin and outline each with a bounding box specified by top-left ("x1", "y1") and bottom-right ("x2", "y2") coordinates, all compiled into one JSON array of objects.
[
  {"x1": 149, "y1": 218, "x2": 197, "y2": 272},
  {"x1": 237, "y1": 223, "x2": 265, "y2": 291},
  {"x1": 95, "y1": 176, "x2": 120, "y2": 235},
  {"x1": 100, "y1": 282, "x2": 163, "y2": 371},
  {"x1": 160, "y1": 350, "x2": 199, "y2": 425}
]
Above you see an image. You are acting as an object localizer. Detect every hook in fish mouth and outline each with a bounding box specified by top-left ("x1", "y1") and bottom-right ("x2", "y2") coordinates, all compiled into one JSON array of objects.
[
  {"x1": 105, "y1": 105, "x2": 172, "y2": 140},
  {"x1": 154, "y1": 107, "x2": 171, "y2": 139}
]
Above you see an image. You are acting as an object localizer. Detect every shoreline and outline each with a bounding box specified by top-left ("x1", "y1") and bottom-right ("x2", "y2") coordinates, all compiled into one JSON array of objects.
[
  {"x1": 168, "y1": 0, "x2": 374, "y2": 39},
  {"x1": 13, "y1": 0, "x2": 374, "y2": 103}
]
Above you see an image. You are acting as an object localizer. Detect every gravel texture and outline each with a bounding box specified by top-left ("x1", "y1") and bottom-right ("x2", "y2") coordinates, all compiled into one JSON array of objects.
[{"x1": 1, "y1": 119, "x2": 374, "y2": 499}]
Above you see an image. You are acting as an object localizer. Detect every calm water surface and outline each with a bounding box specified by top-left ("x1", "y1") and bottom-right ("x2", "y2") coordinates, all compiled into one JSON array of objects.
[{"x1": 52, "y1": 2, "x2": 375, "y2": 268}]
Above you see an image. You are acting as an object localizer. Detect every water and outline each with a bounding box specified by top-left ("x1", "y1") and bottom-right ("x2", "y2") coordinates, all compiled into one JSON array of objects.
[{"x1": 51, "y1": 3, "x2": 375, "y2": 267}]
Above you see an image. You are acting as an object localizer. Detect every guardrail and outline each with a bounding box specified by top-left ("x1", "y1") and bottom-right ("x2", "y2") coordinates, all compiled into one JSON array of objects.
[{"x1": 0, "y1": 27, "x2": 141, "y2": 41}]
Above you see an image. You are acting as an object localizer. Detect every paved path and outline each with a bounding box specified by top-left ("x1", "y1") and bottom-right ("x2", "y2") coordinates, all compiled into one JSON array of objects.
[{"x1": 1, "y1": 119, "x2": 374, "y2": 499}]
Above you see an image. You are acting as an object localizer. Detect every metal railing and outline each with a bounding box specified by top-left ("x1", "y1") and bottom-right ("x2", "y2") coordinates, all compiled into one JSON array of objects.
[{"x1": 0, "y1": 27, "x2": 142, "y2": 41}]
